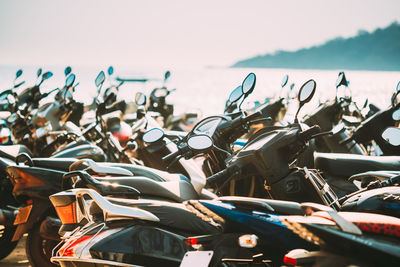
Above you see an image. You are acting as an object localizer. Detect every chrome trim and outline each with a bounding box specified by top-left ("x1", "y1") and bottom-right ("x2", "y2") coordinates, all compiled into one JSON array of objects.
[
  {"x1": 69, "y1": 158, "x2": 133, "y2": 176},
  {"x1": 70, "y1": 189, "x2": 160, "y2": 222}
]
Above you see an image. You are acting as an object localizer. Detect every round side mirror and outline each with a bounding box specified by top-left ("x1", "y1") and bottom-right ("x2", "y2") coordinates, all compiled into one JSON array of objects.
[
  {"x1": 242, "y1": 73, "x2": 256, "y2": 95},
  {"x1": 65, "y1": 74, "x2": 76, "y2": 87},
  {"x1": 164, "y1": 71, "x2": 171, "y2": 81},
  {"x1": 135, "y1": 92, "x2": 146, "y2": 106},
  {"x1": 392, "y1": 109, "x2": 400, "y2": 121},
  {"x1": 42, "y1": 71, "x2": 53, "y2": 81},
  {"x1": 64, "y1": 66, "x2": 72, "y2": 77},
  {"x1": 15, "y1": 69, "x2": 23, "y2": 79},
  {"x1": 187, "y1": 135, "x2": 213, "y2": 151},
  {"x1": 298, "y1": 79, "x2": 316, "y2": 104},
  {"x1": 382, "y1": 127, "x2": 400, "y2": 146},
  {"x1": 37, "y1": 68, "x2": 42, "y2": 78},
  {"x1": 228, "y1": 85, "x2": 243, "y2": 104},
  {"x1": 290, "y1": 83, "x2": 295, "y2": 91},
  {"x1": 336, "y1": 72, "x2": 347, "y2": 88},
  {"x1": 95, "y1": 71, "x2": 106, "y2": 88},
  {"x1": 281, "y1": 74, "x2": 289, "y2": 88},
  {"x1": 107, "y1": 66, "x2": 114, "y2": 76},
  {"x1": 143, "y1": 128, "x2": 164, "y2": 143}
]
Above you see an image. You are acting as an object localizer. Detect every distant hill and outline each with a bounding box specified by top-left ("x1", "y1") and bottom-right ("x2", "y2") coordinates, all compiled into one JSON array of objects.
[{"x1": 232, "y1": 22, "x2": 400, "y2": 71}]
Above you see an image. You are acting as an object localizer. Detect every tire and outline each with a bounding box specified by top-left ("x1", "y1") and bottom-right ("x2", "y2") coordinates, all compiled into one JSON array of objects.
[
  {"x1": 26, "y1": 223, "x2": 59, "y2": 267},
  {"x1": 0, "y1": 225, "x2": 18, "y2": 260}
]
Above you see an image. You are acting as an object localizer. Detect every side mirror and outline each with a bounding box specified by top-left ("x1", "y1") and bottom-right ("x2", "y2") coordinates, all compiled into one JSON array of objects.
[
  {"x1": 95, "y1": 71, "x2": 106, "y2": 89},
  {"x1": 64, "y1": 66, "x2": 72, "y2": 77},
  {"x1": 143, "y1": 128, "x2": 164, "y2": 143},
  {"x1": 396, "y1": 81, "x2": 400, "y2": 92},
  {"x1": 38, "y1": 71, "x2": 53, "y2": 85},
  {"x1": 290, "y1": 83, "x2": 295, "y2": 91},
  {"x1": 135, "y1": 92, "x2": 146, "y2": 106},
  {"x1": 295, "y1": 79, "x2": 316, "y2": 122},
  {"x1": 65, "y1": 74, "x2": 76, "y2": 87},
  {"x1": 15, "y1": 69, "x2": 23, "y2": 80},
  {"x1": 382, "y1": 127, "x2": 400, "y2": 146},
  {"x1": 392, "y1": 109, "x2": 400, "y2": 121},
  {"x1": 187, "y1": 134, "x2": 213, "y2": 152},
  {"x1": 36, "y1": 68, "x2": 42, "y2": 78},
  {"x1": 242, "y1": 73, "x2": 256, "y2": 95},
  {"x1": 164, "y1": 71, "x2": 171, "y2": 82},
  {"x1": 336, "y1": 72, "x2": 348, "y2": 88},
  {"x1": 107, "y1": 66, "x2": 114, "y2": 76},
  {"x1": 281, "y1": 74, "x2": 289, "y2": 88},
  {"x1": 298, "y1": 79, "x2": 316, "y2": 104},
  {"x1": 42, "y1": 71, "x2": 53, "y2": 81},
  {"x1": 227, "y1": 86, "x2": 243, "y2": 105}
]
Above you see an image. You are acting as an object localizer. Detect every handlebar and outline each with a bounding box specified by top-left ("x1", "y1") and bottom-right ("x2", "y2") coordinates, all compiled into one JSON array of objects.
[
  {"x1": 298, "y1": 125, "x2": 321, "y2": 142},
  {"x1": 162, "y1": 149, "x2": 181, "y2": 162},
  {"x1": 206, "y1": 168, "x2": 231, "y2": 186}
]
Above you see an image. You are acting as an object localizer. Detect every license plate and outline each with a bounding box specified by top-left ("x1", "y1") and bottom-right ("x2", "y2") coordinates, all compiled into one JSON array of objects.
[
  {"x1": 13, "y1": 205, "x2": 33, "y2": 225},
  {"x1": 180, "y1": 251, "x2": 213, "y2": 267}
]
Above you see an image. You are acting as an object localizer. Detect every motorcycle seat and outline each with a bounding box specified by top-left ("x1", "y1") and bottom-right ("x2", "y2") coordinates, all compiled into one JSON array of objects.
[
  {"x1": 100, "y1": 163, "x2": 189, "y2": 183},
  {"x1": 314, "y1": 152, "x2": 400, "y2": 178},
  {"x1": 96, "y1": 176, "x2": 199, "y2": 202},
  {"x1": 0, "y1": 145, "x2": 32, "y2": 160},
  {"x1": 32, "y1": 158, "x2": 79, "y2": 171},
  {"x1": 217, "y1": 196, "x2": 303, "y2": 215}
]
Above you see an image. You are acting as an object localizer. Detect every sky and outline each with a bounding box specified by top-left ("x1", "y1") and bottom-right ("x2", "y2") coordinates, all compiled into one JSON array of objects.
[{"x1": 0, "y1": 0, "x2": 399, "y2": 68}]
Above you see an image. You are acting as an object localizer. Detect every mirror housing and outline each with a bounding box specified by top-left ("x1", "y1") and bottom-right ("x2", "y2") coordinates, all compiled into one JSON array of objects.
[
  {"x1": 392, "y1": 109, "x2": 400, "y2": 121},
  {"x1": 65, "y1": 74, "x2": 76, "y2": 87},
  {"x1": 36, "y1": 68, "x2": 42, "y2": 78},
  {"x1": 295, "y1": 79, "x2": 316, "y2": 123},
  {"x1": 187, "y1": 134, "x2": 213, "y2": 152},
  {"x1": 382, "y1": 127, "x2": 400, "y2": 146},
  {"x1": 135, "y1": 92, "x2": 146, "y2": 106},
  {"x1": 95, "y1": 71, "x2": 106, "y2": 89},
  {"x1": 107, "y1": 66, "x2": 114, "y2": 76},
  {"x1": 15, "y1": 69, "x2": 23, "y2": 80},
  {"x1": 242, "y1": 73, "x2": 256, "y2": 95},
  {"x1": 164, "y1": 71, "x2": 171, "y2": 82},
  {"x1": 64, "y1": 66, "x2": 72, "y2": 77},
  {"x1": 281, "y1": 74, "x2": 289, "y2": 88},
  {"x1": 143, "y1": 128, "x2": 164, "y2": 143}
]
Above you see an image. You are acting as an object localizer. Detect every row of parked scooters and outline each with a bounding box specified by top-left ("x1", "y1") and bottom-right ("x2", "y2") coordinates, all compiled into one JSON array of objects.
[{"x1": 0, "y1": 67, "x2": 399, "y2": 267}]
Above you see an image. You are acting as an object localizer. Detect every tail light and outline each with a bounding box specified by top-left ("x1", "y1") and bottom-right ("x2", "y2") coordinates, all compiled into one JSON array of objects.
[{"x1": 54, "y1": 202, "x2": 77, "y2": 224}]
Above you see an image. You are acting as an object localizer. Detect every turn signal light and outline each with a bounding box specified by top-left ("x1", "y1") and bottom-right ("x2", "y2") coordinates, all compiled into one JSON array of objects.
[
  {"x1": 55, "y1": 202, "x2": 77, "y2": 224},
  {"x1": 238, "y1": 234, "x2": 258, "y2": 248}
]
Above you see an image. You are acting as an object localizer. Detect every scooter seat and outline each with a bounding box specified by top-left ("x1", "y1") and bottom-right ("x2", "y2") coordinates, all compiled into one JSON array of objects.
[
  {"x1": 97, "y1": 176, "x2": 199, "y2": 202},
  {"x1": 314, "y1": 152, "x2": 400, "y2": 178},
  {"x1": 217, "y1": 196, "x2": 303, "y2": 215},
  {"x1": 33, "y1": 158, "x2": 79, "y2": 171},
  {"x1": 0, "y1": 145, "x2": 32, "y2": 160},
  {"x1": 103, "y1": 198, "x2": 222, "y2": 234},
  {"x1": 100, "y1": 163, "x2": 189, "y2": 183}
]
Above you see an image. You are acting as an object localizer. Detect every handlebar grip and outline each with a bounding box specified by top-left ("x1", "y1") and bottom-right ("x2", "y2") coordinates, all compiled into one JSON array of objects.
[
  {"x1": 162, "y1": 150, "x2": 181, "y2": 162},
  {"x1": 298, "y1": 125, "x2": 321, "y2": 142},
  {"x1": 244, "y1": 110, "x2": 263, "y2": 123},
  {"x1": 206, "y1": 168, "x2": 231, "y2": 186}
]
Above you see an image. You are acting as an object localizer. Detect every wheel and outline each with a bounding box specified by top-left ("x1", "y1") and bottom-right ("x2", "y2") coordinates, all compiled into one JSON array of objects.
[
  {"x1": 26, "y1": 223, "x2": 59, "y2": 267},
  {"x1": 0, "y1": 225, "x2": 18, "y2": 260}
]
